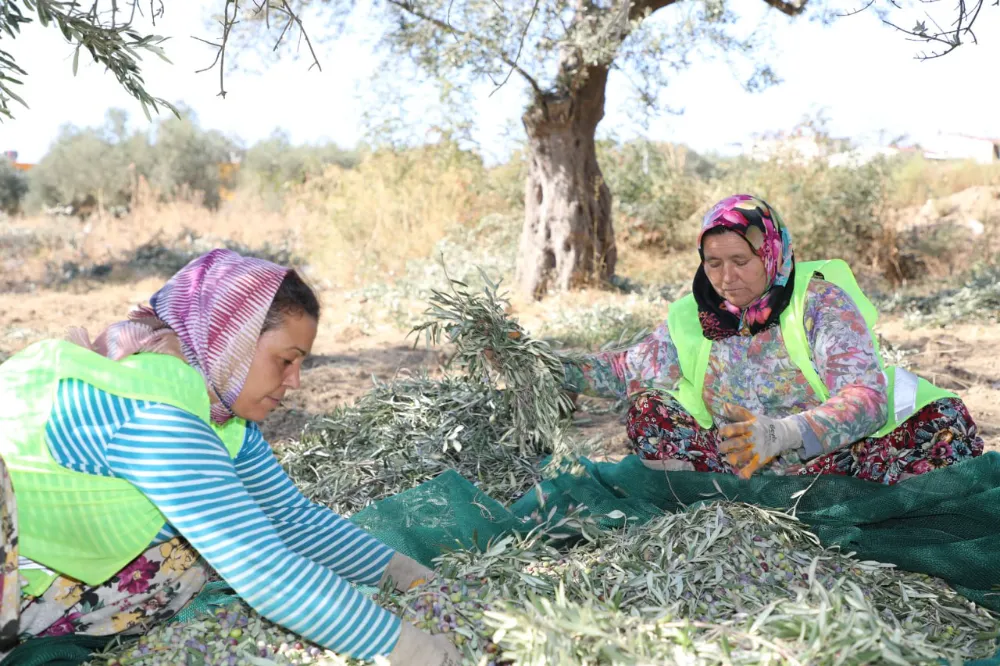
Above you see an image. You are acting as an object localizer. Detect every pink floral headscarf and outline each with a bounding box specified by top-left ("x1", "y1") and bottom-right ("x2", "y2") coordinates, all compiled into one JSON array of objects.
[
  {"x1": 67, "y1": 249, "x2": 289, "y2": 424},
  {"x1": 693, "y1": 194, "x2": 796, "y2": 341}
]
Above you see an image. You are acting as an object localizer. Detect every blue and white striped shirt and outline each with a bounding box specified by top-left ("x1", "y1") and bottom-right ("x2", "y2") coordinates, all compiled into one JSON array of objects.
[{"x1": 42, "y1": 378, "x2": 401, "y2": 659}]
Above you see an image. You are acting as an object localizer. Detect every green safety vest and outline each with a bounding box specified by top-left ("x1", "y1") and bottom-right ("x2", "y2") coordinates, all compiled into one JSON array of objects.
[
  {"x1": 0, "y1": 339, "x2": 246, "y2": 596},
  {"x1": 666, "y1": 259, "x2": 957, "y2": 436}
]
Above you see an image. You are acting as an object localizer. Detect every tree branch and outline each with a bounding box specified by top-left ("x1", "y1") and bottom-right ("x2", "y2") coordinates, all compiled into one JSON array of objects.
[
  {"x1": 275, "y1": 1, "x2": 321, "y2": 71},
  {"x1": 836, "y1": 0, "x2": 876, "y2": 19},
  {"x1": 879, "y1": 0, "x2": 984, "y2": 59},
  {"x1": 385, "y1": 0, "x2": 546, "y2": 98},
  {"x1": 505, "y1": 58, "x2": 545, "y2": 97},
  {"x1": 628, "y1": 0, "x2": 684, "y2": 21},
  {"x1": 194, "y1": 0, "x2": 322, "y2": 100},
  {"x1": 633, "y1": 0, "x2": 808, "y2": 19},
  {"x1": 759, "y1": 0, "x2": 809, "y2": 16},
  {"x1": 881, "y1": 18, "x2": 961, "y2": 57},
  {"x1": 194, "y1": 0, "x2": 237, "y2": 98},
  {"x1": 842, "y1": 0, "x2": 986, "y2": 58},
  {"x1": 490, "y1": 0, "x2": 541, "y2": 97},
  {"x1": 0, "y1": 0, "x2": 179, "y2": 121}
]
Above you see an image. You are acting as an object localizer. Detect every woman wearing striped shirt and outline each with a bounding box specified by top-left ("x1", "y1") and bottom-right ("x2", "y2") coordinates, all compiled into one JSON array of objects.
[{"x1": 0, "y1": 249, "x2": 460, "y2": 665}]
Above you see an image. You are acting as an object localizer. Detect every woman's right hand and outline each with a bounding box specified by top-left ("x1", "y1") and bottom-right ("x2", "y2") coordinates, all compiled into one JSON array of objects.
[
  {"x1": 482, "y1": 348, "x2": 500, "y2": 370},
  {"x1": 387, "y1": 621, "x2": 463, "y2": 665},
  {"x1": 485, "y1": 348, "x2": 579, "y2": 417}
]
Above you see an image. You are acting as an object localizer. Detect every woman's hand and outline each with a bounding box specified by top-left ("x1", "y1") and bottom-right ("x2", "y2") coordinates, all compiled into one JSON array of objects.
[
  {"x1": 717, "y1": 404, "x2": 803, "y2": 479},
  {"x1": 484, "y1": 348, "x2": 578, "y2": 416},
  {"x1": 388, "y1": 621, "x2": 463, "y2": 666},
  {"x1": 380, "y1": 553, "x2": 436, "y2": 592},
  {"x1": 482, "y1": 348, "x2": 500, "y2": 370}
]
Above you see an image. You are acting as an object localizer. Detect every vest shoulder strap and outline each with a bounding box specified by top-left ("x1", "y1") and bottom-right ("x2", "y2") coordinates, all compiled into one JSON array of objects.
[{"x1": 666, "y1": 294, "x2": 703, "y2": 382}]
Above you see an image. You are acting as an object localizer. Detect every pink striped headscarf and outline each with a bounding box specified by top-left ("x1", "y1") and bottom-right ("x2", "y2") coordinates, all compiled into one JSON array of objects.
[{"x1": 67, "y1": 249, "x2": 289, "y2": 424}]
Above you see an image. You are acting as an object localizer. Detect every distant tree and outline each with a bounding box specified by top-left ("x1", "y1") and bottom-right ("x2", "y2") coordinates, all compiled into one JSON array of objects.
[
  {"x1": 0, "y1": 158, "x2": 28, "y2": 214},
  {"x1": 599, "y1": 138, "x2": 714, "y2": 250},
  {"x1": 146, "y1": 106, "x2": 237, "y2": 209},
  {"x1": 241, "y1": 129, "x2": 358, "y2": 192},
  {"x1": 27, "y1": 106, "x2": 237, "y2": 212},
  {"x1": 26, "y1": 110, "x2": 134, "y2": 214}
]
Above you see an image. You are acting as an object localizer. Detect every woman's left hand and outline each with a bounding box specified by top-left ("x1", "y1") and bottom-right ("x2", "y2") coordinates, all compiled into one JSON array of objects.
[
  {"x1": 717, "y1": 404, "x2": 803, "y2": 479},
  {"x1": 380, "y1": 553, "x2": 437, "y2": 592}
]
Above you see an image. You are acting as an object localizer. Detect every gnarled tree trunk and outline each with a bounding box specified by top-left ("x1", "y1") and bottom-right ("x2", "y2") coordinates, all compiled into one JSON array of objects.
[{"x1": 515, "y1": 65, "x2": 616, "y2": 301}]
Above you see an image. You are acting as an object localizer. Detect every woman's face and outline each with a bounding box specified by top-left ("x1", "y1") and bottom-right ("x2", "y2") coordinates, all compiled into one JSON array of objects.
[
  {"x1": 701, "y1": 230, "x2": 769, "y2": 308},
  {"x1": 232, "y1": 313, "x2": 318, "y2": 423}
]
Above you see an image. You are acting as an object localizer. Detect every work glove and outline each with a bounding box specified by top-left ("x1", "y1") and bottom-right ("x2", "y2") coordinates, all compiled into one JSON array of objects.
[
  {"x1": 380, "y1": 552, "x2": 436, "y2": 592},
  {"x1": 386, "y1": 621, "x2": 463, "y2": 666},
  {"x1": 717, "y1": 404, "x2": 804, "y2": 479}
]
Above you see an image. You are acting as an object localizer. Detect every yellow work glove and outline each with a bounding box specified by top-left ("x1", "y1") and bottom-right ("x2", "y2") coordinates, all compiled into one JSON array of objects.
[
  {"x1": 387, "y1": 621, "x2": 463, "y2": 666},
  {"x1": 717, "y1": 404, "x2": 804, "y2": 479},
  {"x1": 379, "y1": 553, "x2": 436, "y2": 592}
]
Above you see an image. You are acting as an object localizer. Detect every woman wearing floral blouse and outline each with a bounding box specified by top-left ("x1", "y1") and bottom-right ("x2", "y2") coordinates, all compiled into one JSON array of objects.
[{"x1": 562, "y1": 194, "x2": 983, "y2": 484}]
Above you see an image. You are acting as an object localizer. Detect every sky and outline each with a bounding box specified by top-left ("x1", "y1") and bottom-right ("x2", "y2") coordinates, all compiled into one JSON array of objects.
[{"x1": 1, "y1": 1, "x2": 997, "y2": 165}]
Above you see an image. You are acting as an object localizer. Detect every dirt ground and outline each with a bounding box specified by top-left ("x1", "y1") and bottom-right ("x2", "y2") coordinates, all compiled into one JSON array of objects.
[
  {"x1": 2, "y1": 280, "x2": 996, "y2": 455},
  {"x1": 878, "y1": 319, "x2": 1000, "y2": 449}
]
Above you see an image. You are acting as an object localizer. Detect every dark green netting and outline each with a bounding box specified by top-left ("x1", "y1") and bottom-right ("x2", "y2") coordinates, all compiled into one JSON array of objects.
[
  {"x1": 348, "y1": 452, "x2": 1000, "y2": 665},
  {"x1": 0, "y1": 636, "x2": 113, "y2": 666},
  {"x1": 6, "y1": 453, "x2": 1000, "y2": 665},
  {"x1": 351, "y1": 453, "x2": 1000, "y2": 615},
  {"x1": 349, "y1": 469, "x2": 522, "y2": 567},
  {"x1": 170, "y1": 580, "x2": 241, "y2": 623}
]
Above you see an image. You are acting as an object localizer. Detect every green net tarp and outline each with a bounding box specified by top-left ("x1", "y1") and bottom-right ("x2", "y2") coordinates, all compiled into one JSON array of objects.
[
  {"x1": 0, "y1": 636, "x2": 113, "y2": 666},
  {"x1": 349, "y1": 451, "x2": 1000, "y2": 664},
  {"x1": 351, "y1": 452, "x2": 1000, "y2": 614}
]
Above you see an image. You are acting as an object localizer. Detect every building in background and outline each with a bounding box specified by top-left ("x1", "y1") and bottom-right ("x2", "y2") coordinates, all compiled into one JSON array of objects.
[
  {"x1": 921, "y1": 134, "x2": 1000, "y2": 164},
  {"x1": 735, "y1": 130, "x2": 1000, "y2": 167},
  {"x1": 3, "y1": 149, "x2": 34, "y2": 172},
  {"x1": 739, "y1": 129, "x2": 853, "y2": 164}
]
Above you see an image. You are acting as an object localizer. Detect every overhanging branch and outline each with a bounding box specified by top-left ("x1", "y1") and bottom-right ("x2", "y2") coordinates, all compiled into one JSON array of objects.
[
  {"x1": 759, "y1": 0, "x2": 808, "y2": 16},
  {"x1": 837, "y1": 0, "x2": 985, "y2": 58},
  {"x1": 490, "y1": 0, "x2": 541, "y2": 97},
  {"x1": 0, "y1": 0, "x2": 178, "y2": 121},
  {"x1": 195, "y1": 0, "x2": 322, "y2": 100},
  {"x1": 386, "y1": 0, "x2": 546, "y2": 98},
  {"x1": 865, "y1": 0, "x2": 983, "y2": 58},
  {"x1": 629, "y1": 0, "x2": 683, "y2": 21}
]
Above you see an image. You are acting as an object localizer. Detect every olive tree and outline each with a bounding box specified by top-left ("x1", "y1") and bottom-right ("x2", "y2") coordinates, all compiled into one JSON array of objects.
[
  {"x1": 249, "y1": 0, "x2": 991, "y2": 298},
  {"x1": 1, "y1": 0, "x2": 990, "y2": 297}
]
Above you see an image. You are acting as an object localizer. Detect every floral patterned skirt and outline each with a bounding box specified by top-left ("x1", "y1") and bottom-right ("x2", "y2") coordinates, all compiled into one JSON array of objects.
[
  {"x1": 0, "y1": 456, "x2": 209, "y2": 657},
  {"x1": 625, "y1": 394, "x2": 985, "y2": 485}
]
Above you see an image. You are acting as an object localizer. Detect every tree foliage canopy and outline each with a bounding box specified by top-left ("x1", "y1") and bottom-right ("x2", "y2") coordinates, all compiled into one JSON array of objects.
[
  {"x1": 0, "y1": 0, "x2": 176, "y2": 120},
  {"x1": 374, "y1": 1, "x2": 782, "y2": 107},
  {"x1": 22, "y1": 107, "x2": 360, "y2": 213},
  {"x1": 0, "y1": 158, "x2": 28, "y2": 213},
  {"x1": 25, "y1": 106, "x2": 236, "y2": 210}
]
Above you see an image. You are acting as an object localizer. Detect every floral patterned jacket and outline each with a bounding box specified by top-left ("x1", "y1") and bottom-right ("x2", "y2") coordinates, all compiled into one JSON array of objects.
[{"x1": 562, "y1": 280, "x2": 889, "y2": 462}]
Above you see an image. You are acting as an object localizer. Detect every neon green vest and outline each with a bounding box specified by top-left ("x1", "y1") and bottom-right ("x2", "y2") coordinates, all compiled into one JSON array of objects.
[
  {"x1": 666, "y1": 259, "x2": 957, "y2": 436},
  {"x1": 0, "y1": 339, "x2": 247, "y2": 596}
]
